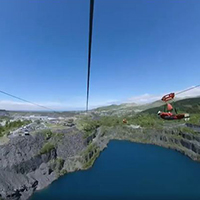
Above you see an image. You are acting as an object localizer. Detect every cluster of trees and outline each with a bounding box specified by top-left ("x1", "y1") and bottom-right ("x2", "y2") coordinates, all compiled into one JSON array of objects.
[
  {"x1": 0, "y1": 126, "x2": 5, "y2": 137},
  {"x1": 126, "y1": 114, "x2": 163, "y2": 128},
  {"x1": 79, "y1": 113, "x2": 164, "y2": 138},
  {"x1": 189, "y1": 114, "x2": 200, "y2": 124},
  {"x1": 40, "y1": 142, "x2": 55, "y2": 155},
  {"x1": 0, "y1": 120, "x2": 31, "y2": 137},
  {"x1": 80, "y1": 115, "x2": 126, "y2": 135},
  {"x1": 41, "y1": 129, "x2": 54, "y2": 139},
  {"x1": 5, "y1": 120, "x2": 31, "y2": 129}
]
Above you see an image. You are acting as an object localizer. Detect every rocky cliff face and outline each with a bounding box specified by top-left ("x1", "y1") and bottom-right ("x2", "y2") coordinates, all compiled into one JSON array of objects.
[
  {"x1": 0, "y1": 128, "x2": 86, "y2": 200},
  {"x1": 0, "y1": 125, "x2": 200, "y2": 200},
  {"x1": 100, "y1": 125, "x2": 200, "y2": 161}
]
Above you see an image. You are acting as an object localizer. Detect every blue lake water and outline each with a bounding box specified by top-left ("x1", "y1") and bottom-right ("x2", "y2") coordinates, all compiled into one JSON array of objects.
[{"x1": 30, "y1": 140, "x2": 200, "y2": 200}]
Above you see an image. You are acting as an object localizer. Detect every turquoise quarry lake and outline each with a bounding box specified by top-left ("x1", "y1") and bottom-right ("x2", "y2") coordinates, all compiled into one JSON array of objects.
[{"x1": 30, "y1": 140, "x2": 200, "y2": 200}]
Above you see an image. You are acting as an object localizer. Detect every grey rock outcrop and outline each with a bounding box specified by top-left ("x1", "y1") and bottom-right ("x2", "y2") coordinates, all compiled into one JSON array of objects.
[
  {"x1": 101, "y1": 125, "x2": 200, "y2": 161},
  {"x1": 0, "y1": 128, "x2": 86, "y2": 200}
]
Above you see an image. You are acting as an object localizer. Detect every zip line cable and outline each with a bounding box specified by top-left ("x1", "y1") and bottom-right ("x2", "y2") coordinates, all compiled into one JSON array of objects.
[
  {"x1": 0, "y1": 90, "x2": 56, "y2": 112},
  {"x1": 176, "y1": 84, "x2": 200, "y2": 95},
  {"x1": 160, "y1": 84, "x2": 200, "y2": 112},
  {"x1": 1, "y1": 0, "x2": 96, "y2": 113},
  {"x1": 85, "y1": 0, "x2": 200, "y2": 112},
  {"x1": 0, "y1": 84, "x2": 198, "y2": 113},
  {"x1": 1, "y1": 0, "x2": 199, "y2": 113},
  {"x1": 86, "y1": 0, "x2": 95, "y2": 112}
]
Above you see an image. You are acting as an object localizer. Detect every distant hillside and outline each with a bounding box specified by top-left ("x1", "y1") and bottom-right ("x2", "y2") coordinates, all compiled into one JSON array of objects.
[
  {"x1": 94, "y1": 96, "x2": 200, "y2": 116},
  {"x1": 143, "y1": 97, "x2": 200, "y2": 114},
  {"x1": 0, "y1": 109, "x2": 10, "y2": 117},
  {"x1": 94, "y1": 103, "x2": 138, "y2": 116},
  {"x1": 95, "y1": 104, "x2": 122, "y2": 111},
  {"x1": 95, "y1": 103, "x2": 137, "y2": 111},
  {"x1": 135, "y1": 100, "x2": 164, "y2": 111},
  {"x1": 94, "y1": 100, "x2": 164, "y2": 116}
]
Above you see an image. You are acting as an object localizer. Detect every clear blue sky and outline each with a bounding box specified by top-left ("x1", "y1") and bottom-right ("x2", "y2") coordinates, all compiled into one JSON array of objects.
[{"x1": 0, "y1": 0, "x2": 200, "y2": 110}]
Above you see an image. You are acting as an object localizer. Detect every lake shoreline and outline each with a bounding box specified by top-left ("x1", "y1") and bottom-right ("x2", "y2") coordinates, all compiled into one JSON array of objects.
[
  {"x1": 1, "y1": 125, "x2": 200, "y2": 200},
  {"x1": 30, "y1": 139, "x2": 200, "y2": 200}
]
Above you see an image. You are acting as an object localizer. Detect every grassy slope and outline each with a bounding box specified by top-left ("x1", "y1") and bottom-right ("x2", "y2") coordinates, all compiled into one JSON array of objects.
[{"x1": 143, "y1": 97, "x2": 200, "y2": 114}]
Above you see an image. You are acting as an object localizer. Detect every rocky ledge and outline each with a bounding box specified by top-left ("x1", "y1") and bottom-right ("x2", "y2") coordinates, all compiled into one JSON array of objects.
[{"x1": 0, "y1": 127, "x2": 86, "y2": 200}]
